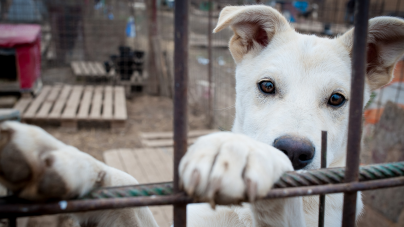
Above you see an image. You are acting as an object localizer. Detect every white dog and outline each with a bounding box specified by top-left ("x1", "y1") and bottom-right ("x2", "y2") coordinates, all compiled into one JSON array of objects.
[{"x1": 1, "y1": 5, "x2": 404, "y2": 227}]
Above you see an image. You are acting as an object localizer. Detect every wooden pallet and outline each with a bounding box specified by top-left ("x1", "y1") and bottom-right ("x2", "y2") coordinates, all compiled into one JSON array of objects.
[
  {"x1": 140, "y1": 130, "x2": 218, "y2": 147},
  {"x1": 103, "y1": 148, "x2": 173, "y2": 227},
  {"x1": 13, "y1": 85, "x2": 127, "y2": 130},
  {"x1": 71, "y1": 61, "x2": 115, "y2": 77}
]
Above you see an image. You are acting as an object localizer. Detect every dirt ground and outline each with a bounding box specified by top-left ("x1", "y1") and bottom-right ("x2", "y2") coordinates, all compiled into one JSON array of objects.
[{"x1": 44, "y1": 95, "x2": 208, "y2": 162}]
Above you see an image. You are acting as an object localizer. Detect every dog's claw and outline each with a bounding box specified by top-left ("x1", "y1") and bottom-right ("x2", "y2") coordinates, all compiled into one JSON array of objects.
[
  {"x1": 246, "y1": 178, "x2": 258, "y2": 203},
  {"x1": 207, "y1": 177, "x2": 221, "y2": 200},
  {"x1": 207, "y1": 177, "x2": 221, "y2": 209},
  {"x1": 186, "y1": 170, "x2": 200, "y2": 196}
]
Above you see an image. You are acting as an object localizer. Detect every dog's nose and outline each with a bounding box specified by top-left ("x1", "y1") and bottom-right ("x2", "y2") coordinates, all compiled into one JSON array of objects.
[{"x1": 273, "y1": 135, "x2": 315, "y2": 170}]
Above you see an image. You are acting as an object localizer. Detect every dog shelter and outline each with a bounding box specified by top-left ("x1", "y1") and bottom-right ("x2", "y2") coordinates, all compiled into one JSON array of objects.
[
  {"x1": 0, "y1": 24, "x2": 42, "y2": 94},
  {"x1": 1, "y1": 1, "x2": 404, "y2": 227}
]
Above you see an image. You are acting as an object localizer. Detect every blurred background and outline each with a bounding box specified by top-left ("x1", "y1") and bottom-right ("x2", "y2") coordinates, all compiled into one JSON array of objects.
[{"x1": 0, "y1": 0, "x2": 403, "y2": 226}]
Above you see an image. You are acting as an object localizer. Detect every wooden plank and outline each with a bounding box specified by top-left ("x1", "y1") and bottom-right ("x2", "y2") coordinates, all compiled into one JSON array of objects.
[
  {"x1": 133, "y1": 149, "x2": 172, "y2": 226},
  {"x1": 143, "y1": 138, "x2": 197, "y2": 148},
  {"x1": 155, "y1": 148, "x2": 173, "y2": 180},
  {"x1": 77, "y1": 86, "x2": 94, "y2": 120},
  {"x1": 35, "y1": 85, "x2": 61, "y2": 119},
  {"x1": 159, "y1": 206, "x2": 173, "y2": 227},
  {"x1": 140, "y1": 130, "x2": 217, "y2": 140},
  {"x1": 147, "y1": 148, "x2": 172, "y2": 182},
  {"x1": 87, "y1": 62, "x2": 99, "y2": 75},
  {"x1": 23, "y1": 86, "x2": 51, "y2": 119},
  {"x1": 89, "y1": 86, "x2": 103, "y2": 120},
  {"x1": 103, "y1": 150, "x2": 126, "y2": 172},
  {"x1": 149, "y1": 207, "x2": 170, "y2": 227},
  {"x1": 61, "y1": 86, "x2": 83, "y2": 120},
  {"x1": 102, "y1": 86, "x2": 113, "y2": 120},
  {"x1": 113, "y1": 86, "x2": 127, "y2": 120},
  {"x1": 94, "y1": 62, "x2": 107, "y2": 75},
  {"x1": 118, "y1": 149, "x2": 148, "y2": 184},
  {"x1": 13, "y1": 98, "x2": 32, "y2": 114},
  {"x1": 132, "y1": 148, "x2": 161, "y2": 183},
  {"x1": 71, "y1": 62, "x2": 82, "y2": 75},
  {"x1": 48, "y1": 85, "x2": 72, "y2": 119},
  {"x1": 79, "y1": 62, "x2": 91, "y2": 75}
]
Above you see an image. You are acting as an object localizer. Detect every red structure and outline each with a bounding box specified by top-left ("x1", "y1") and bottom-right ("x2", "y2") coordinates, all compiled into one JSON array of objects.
[{"x1": 0, "y1": 24, "x2": 41, "y2": 93}]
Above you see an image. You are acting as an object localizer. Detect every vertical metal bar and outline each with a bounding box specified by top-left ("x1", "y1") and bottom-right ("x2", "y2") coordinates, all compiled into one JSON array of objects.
[
  {"x1": 207, "y1": 0, "x2": 213, "y2": 128},
  {"x1": 173, "y1": 0, "x2": 188, "y2": 226},
  {"x1": 341, "y1": 1, "x2": 370, "y2": 227},
  {"x1": 8, "y1": 217, "x2": 16, "y2": 227},
  {"x1": 318, "y1": 131, "x2": 327, "y2": 227},
  {"x1": 394, "y1": 63, "x2": 404, "y2": 104}
]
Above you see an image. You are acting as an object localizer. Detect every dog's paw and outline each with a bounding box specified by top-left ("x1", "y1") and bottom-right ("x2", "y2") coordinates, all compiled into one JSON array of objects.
[
  {"x1": 0, "y1": 121, "x2": 107, "y2": 201},
  {"x1": 179, "y1": 132, "x2": 293, "y2": 205}
]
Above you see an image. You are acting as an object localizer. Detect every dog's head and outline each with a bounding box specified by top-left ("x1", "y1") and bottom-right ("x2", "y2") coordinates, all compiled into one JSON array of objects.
[{"x1": 215, "y1": 5, "x2": 404, "y2": 170}]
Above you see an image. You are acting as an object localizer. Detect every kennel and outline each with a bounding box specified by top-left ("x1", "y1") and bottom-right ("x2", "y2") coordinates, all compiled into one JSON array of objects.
[
  {"x1": 1, "y1": 1, "x2": 404, "y2": 227},
  {"x1": 0, "y1": 24, "x2": 41, "y2": 94}
]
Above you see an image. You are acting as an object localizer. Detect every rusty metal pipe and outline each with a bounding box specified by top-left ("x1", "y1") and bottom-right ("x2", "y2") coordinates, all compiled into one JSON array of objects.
[
  {"x1": 1, "y1": 177, "x2": 404, "y2": 218},
  {"x1": 173, "y1": 0, "x2": 189, "y2": 226},
  {"x1": 342, "y1": 0, "x2": 370, "y2": 226},
  {"x1": 318, "y1": 131, "x2": 327, "y2": 227}
]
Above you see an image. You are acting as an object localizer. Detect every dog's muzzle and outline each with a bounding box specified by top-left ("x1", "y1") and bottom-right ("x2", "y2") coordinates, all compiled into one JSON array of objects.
[{"x1": 273, "y1": 135, "x2": 315, "y2": 170}]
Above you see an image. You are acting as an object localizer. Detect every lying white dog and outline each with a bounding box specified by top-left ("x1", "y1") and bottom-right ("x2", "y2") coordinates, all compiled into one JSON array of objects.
[{"x1": 1, "y1": 5, "x2": 404, "y2": 227}]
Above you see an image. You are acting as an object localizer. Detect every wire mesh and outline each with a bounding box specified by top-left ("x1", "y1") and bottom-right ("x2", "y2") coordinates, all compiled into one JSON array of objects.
[{"x1": 1, "y1": 0, "x2": 404, "y2": 226}]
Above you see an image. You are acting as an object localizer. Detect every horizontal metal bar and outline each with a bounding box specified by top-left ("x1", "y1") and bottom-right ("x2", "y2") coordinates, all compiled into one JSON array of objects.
[{"x1": 1, "y1": 176, "x2": 404, "y2": 218}]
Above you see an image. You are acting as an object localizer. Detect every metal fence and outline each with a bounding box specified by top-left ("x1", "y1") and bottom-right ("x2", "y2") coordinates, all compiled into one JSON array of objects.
[{"x1": 1, "y1": 0, "x2": 404, "y2": 227}]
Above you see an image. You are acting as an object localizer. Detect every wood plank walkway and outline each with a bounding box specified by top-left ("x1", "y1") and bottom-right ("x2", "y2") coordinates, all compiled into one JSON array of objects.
[
  {"x1": 71, "y1": 61, "x2": 115, "y2": 77},
  {"x1": 14, "y1": 85, "x2": 127, "y2": 131},
  {"x1": 103, "y1": 148, "x2": 173, "y2": 227},
  {"x1": 140, "y1": 130, "x2": 218, "y2": 148}
]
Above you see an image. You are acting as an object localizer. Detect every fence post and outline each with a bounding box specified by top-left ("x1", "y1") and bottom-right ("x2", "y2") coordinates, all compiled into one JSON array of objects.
[
  {"x1": 146, "y1": 0, "x2": 160, "y2": 95},
  {"x1": 341, "y1": 1, "x2": 370, "y2": 226},
  {"x1": 173, "y1": 0, "x2": 189, "y2": 226},
  {"x1": 208, "y1": 0, "x2": 213, "y2": 128}
]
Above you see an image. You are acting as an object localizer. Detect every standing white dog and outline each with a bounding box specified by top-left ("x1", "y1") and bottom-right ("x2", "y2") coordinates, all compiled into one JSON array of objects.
[{"x1": 1, "y1": 5, "x2": 404, "y2": 227}]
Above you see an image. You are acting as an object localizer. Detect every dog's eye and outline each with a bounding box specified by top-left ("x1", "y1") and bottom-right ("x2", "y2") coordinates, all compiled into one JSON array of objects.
[
  {"x1": 328, "y1": 93, "x2": 346, "y2": 107},
  {"x1": 258, "y1": 81, "x2": 275, "y2": 94}
]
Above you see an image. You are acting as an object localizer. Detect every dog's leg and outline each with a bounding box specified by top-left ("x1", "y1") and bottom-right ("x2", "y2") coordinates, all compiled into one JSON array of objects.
[
  {"x1": 180, "y1": 132, "x2": 300, "y2": 227},
  {"x1": 0, "y1": 121, "x2": 158, "y2": 227}
]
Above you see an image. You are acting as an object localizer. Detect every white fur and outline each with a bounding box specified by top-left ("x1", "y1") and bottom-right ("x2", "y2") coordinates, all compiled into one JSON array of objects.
[{"x1": 1, "y1": 5, "x2": 404, "y2": 227}]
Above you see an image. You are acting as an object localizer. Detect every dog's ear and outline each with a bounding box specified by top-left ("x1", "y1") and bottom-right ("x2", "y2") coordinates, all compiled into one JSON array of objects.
[
  {"x1": 338, "y1": 17, "x2": 404, "y2": 90},
  {"x1": 214, "y1": 5, "x2": 292, "y2": 63}
]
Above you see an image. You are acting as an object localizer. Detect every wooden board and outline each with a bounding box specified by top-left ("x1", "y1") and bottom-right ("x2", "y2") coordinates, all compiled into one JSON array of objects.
[
  {"x1": 142, "y1": 138, "x2": 197, "y2": 148},
  {"x1": 140, "y1": 130, "x2": 217, "y2": 140},
  {"x1": 102, "y1": 86, "x2": 113, "y2": 120},
  {"x1": 103, "y1": 149, "x2": 125, "y2": 172},
  {"x1": 140, "y1": 130, "x2": 216, "y2": 148},
  {"x1": 16, "y1": 85, "x2": 127, "y2": 130},
  {"x1": 35, "y1": 85, "x2": 61, "y2": 119},
  {"x1": 103, "y1": 148, "x2": 173, "y2": 227},
  {"x1": 71, "y1": 61, "x2": 114, "y2": 77},
  {"x1": 77, "y1": 86, "x2": 93, "y2": 120},
  {"x1": 23, "y1": 86, "x2": 51, "y2": 119},
  {"x1": 61, "y1": 86, "x2": 83, "y2": 120},
  {"x1": 89, "y1": 86, "x2": 103, "y2": 120},
  {"x1": 13, "y1": 97, "x2": 32, "y2": 114},
  {"x1": 48, "y1": 85, "x2": 72, "y2": 119},
  {"x1": 114, "y1": 86, "x2": 127, "y2": 120}
]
